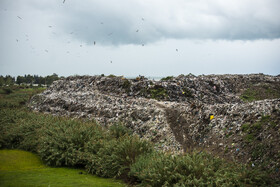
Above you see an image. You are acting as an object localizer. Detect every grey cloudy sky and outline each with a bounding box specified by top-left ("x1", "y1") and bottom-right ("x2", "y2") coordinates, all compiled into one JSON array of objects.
[{"x1": 0, "y1": 0, "x2": 279, "y2": 77}]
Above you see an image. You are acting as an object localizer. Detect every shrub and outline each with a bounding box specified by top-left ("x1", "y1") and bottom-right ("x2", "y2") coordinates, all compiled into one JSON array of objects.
[
  {"x1": 87, "y1": 135, "x2": 153, "y2": 180},
  {"x1": 3, "y1": 87, "x2": 13, "y2": 94},
  {"x1": 109, "y1": 123, "x2": 132, "y2": 139},
  {"x1": 0, "y1": 109, "x2": 42, "y2": 151},
  {"x1": 38, "y1": 119, "x2": 103, "y2": 167},
  {"x1": 130, "y1": 151, "x2": 271, "y2": 186}
]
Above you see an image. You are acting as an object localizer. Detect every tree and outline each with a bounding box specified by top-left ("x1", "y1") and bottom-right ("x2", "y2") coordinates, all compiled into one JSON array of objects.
[{"x1": 16, "y1": 76, "x2": 25, "y2": 84}]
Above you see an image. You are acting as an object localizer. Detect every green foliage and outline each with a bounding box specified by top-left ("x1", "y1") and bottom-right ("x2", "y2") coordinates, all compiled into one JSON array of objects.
[
  {"x1": 161, "y1": 76, "x2": 174, "y2": 81},
  {"x1": 109, "y1": 123, "x2": 132, "y2": 138},
  {"x1": 149, "y1": 86, "x2": 168, "y2": 100},
  {"x1": 0, "y1": 86, "x2": 45, "y2": 109},
  {"x1": 240, "y1": 85, "x2": 280, "y2": 102},
  {"x1": 87, "y1": 136, "x2": 153, "y2": 179},
  {"x1": 38, "y1": 119, "x2": 103, "y2": 167},
  {"x1": 122, "y1": 79, "x2": 131, "y2": 92},
  {"x1": 130, "y1": 151, "x2": 272, "y2": 186},
  {"x1": 244, "y1": 134, "x2": 255, "y2": 143},
  {"x1": 242, "y1": 115, "x2": 271, "y2": 143},
  {"x1": 241, "y1": 123, "x2": 250, "y2": 132},
  {"x1": 2, "y1": 87, "x2": 13, "y2": 94},
  {"x1": 108, "y1": 74, "x2": 116, "y2": 78}
]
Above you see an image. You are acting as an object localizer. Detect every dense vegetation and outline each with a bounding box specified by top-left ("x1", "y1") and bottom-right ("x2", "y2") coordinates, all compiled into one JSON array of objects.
[
  {"x1": 0, "y1": 86, "x2": 278, "y2": 186},
  {"x1": 0, "y1": 73, "x2": 60, "y2": 86}
]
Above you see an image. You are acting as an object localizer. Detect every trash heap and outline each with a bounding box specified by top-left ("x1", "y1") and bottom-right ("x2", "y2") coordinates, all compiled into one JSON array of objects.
[{"x1": 29, "y1": 74, "x2": 280, "y2": 175}]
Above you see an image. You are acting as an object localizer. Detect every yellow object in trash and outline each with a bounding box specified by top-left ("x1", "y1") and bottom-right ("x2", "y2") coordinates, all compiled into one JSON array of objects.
[{"x1": 210, "y1": 115, "x2": 214, "y2": 120}]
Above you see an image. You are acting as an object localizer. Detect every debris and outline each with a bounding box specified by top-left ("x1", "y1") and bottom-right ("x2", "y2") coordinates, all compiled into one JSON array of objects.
[{"x1": 28, "y1": 74, "x2": 280, "y2": 172}]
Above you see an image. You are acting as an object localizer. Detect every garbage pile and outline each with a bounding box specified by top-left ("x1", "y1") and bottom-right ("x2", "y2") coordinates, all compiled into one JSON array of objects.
[{"x1": 29, "y1": 74, "x2": 280, "y2": 174}]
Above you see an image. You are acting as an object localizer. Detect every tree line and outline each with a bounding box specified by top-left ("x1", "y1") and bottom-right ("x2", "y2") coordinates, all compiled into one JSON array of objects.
[{"x1": 0, "y1": 73, "x2": 60, "y2": 86}]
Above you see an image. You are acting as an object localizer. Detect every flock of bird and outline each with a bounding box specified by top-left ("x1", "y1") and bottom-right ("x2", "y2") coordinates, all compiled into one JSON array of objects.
[{"x1": 12, "y1": 0, "x2": 179, "y2": 64}]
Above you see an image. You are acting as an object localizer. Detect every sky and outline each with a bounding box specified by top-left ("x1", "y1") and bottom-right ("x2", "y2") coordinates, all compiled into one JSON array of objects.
[{"x1": 0, "y1": 0, "x2": 279, "y2": 77}]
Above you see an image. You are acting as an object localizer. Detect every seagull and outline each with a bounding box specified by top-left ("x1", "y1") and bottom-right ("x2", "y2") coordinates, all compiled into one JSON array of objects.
[
  {"x1": 142, "y1": 44, "x2": 144, "y2": 46},
  {"x1": 108, "y1": 32, "x2": 113, "y2": 36},
  {"x1": 142, "y1": 18, "x2": 145, "y2": 21},
  {"x1": 63, "y1": 0, "x2": 66, "y2": 3},
  {"x1": 176, "y1": 49, "x2": 178, "y2": 52},
  {"x1": 100, "y1": 22, "x2": 103, "y2": 24},
  {"x1": 17, "y1": 16, "x2": 22, "y2": 19},
  {"x1": 16, "y1": 39, "x2": 19, "y2": 42},
  {"x1": 45, "y1": 49, "x2": 48, "y2": 52},
  {"x1": 136, "y1": 29, "x2": 139, "y2": 32},
  {"x1": 110, "y1": 61, "x2": 112, "y2": 63},
  {"x1": 48, "y1": 26, "x2": 52, "y2": 28},
  {"x1": 80, "y1": 45, "x2": 82, "y2": 47},
  {"x1": 94, "y1": 41, "x2": 96, "y2": 45}
]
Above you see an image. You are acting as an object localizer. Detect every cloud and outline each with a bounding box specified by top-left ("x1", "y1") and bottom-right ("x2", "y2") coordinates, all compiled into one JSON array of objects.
[
  {"x1": 2, "y1": 0, "x2": 280, "y2": 46},
  {"x1": 43, "y1": 0, "x2": 280, "y2": 45}
]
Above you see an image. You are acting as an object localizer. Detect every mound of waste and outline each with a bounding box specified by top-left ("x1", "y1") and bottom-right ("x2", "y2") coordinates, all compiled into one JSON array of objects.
[{"x1": 29, "y1": 74, "x2": 280, "y2": 177}]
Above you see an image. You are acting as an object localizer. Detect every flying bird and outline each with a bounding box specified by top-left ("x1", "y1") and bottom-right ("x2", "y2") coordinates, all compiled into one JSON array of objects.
[
  {"x1": 80, "y1": 45, "x2": 82, "y2": 47},
  {"x1": 48, "y1": 26, "x2": 52, "y2": 28},
  {"x1": 136, "y1": 29, "x2": 139, "y2": 32},
  {"x1": 17, "y1": 16, "x2": 22, "y2": 19},
  {"x1": 176, "y1": 49, "x2": 178, "y2": 52},
  {"x1": 110, "y1": 61, "x2": 112, "y2": 63},
  {"x1": 16, "y1": 39, "x2": 19, "y2": 42},
  {"x1": 63, "y1": 0, "x2": 66, "y2": 3},
  {"x1": 94, "y1": 41, "x2": 96, "y2": 45},
  {"x1": 45, "y1": 50, "x2": 48, "y2": 52},
  {"x1": 142, "y1": 18, "x2": 145, "y2": 21}
]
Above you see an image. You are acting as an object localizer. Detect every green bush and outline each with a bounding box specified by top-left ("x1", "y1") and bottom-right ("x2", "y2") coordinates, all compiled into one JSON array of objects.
[
  {"x1": 109, "y1": 123, "x2": 132, "y2": 139},
  {"x1": 87, "y1": 135, "x2": 153, "y2": 180},
  {"x1": 0, "y1": 109, "x2": 41, "y2": 151},
  {"x1": 38, "y1": 119, "x2": 103, "y2": 167},
  {"x1": 130, "y1": 151, "x2": 271, "y2": 186}
]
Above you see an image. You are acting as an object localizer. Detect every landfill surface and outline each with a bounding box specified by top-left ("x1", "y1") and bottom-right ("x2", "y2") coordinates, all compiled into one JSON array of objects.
[{"x1": 29, "y1": 74, "x2": 280, "y2": 177}]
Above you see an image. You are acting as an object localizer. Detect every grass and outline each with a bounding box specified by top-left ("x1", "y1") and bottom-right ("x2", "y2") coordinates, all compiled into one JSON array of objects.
[
  {"x1": 0, "y1": 149, "x2": 126, "y2": 187},
  {"x1": 240, "y1": 85, "x2": 280, "y2": 102}
]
